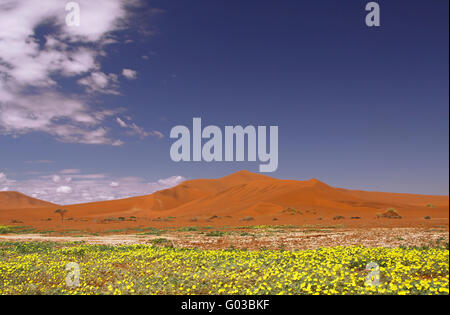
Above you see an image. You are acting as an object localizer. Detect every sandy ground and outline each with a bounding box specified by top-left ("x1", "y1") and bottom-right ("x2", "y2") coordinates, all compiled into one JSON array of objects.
[{"x1": 1, "y1": 227, "x2": 448, "y2": 250}]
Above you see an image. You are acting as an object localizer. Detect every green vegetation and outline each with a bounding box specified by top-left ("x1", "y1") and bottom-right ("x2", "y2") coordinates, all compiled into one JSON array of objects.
[
  {"x1": 135, "y1": 227, "x2": 166, "y2": 236},
  {"x1": 150, "y1": 238, "x2": 173, "y2": 247},
  {"x1": 205, "y1": 231, "x2": 225, "y2": 237},
  {"x1": 0, "y1": 242, "x2": 447, "y2": 295},
  {"x1": 0, "y1": 226, "x2": 36, "y2": 234},
  {"x1": 177, "y1": 226, "x2": 200, "y2": 232}
]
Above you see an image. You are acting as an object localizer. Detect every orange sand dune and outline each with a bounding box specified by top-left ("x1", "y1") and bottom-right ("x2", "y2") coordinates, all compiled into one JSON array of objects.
[
  {"x1": 0, "y1": 171, "x2": 448, "y2": 231},
  {"x1": 0, "y1": 191, "x2": 57, "y2": 210}
]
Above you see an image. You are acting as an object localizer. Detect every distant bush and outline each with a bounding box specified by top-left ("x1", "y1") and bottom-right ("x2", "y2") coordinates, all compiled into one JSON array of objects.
[
  {"x1": 178, "y1": 226, "x2": 199, "y2": 232},
  {"x1": 206, "y1": 231, "x2": 225, "y2": 237},
  {"x1": 102, "y1": 216, "x2": 137, "y2": 223},
  {"x1": 281, "y1": 208, "x2": 303, "y2": 215},
  {"x1": 0, "y1": 226, "x2": 35, "y2": 234},
  {"x1": 424, "y1": 216, "x2": 431, "y2": 220},
  {"x1": 381, "y1": 208, "x2": 402, "y2": 219},
  {"x1": 150, "y1": 238, "x2": 173, "y2": 247},
  {"x1": 0, "y1": 226, "x2": 13, "y2": 234},
  {"x1": 139, "y1": 227, "x2": 166, "y2": 236},
  {"x1": 333, "y1": 216, "x2": 345, "y2": 220}
]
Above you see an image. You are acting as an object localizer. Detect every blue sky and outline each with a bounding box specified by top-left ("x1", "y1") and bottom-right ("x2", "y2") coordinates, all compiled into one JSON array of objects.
[{"x1": 0, "y1": 0, "x2": 448, "y2": 204}]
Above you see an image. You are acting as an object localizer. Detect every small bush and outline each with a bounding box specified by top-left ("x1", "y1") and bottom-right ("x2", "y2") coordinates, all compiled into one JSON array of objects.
[
  {"x1": 206, "y1": 231, "x2": 225, "y2": 237},
  {"x1": 178, "y1": 226, "x2": 199, "y2": 232},
  {"x1": 139, "y1": 227, "x2": 166, "y2": 236},
  {"x1": 381, "y1": 208, "x2": 402, "y2": 219},
  {"x1": 281, "y1": 208, "x2": 303, "y2": 215},
  {"x1": 0, "y1": 226, "x2": 35, "y2": 234},
  {"x1": 0, "y1": 226, "x2": 13, "y2": 234},
  {"x1": 150, "y1": 238, "x2": 173, "y2": 247}
]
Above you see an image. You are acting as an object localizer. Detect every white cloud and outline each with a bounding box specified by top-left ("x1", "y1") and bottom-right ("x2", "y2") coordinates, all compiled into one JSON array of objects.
[
  {"x1": 116, "y1": 116, "x2": 163, "y2": 139},
  {"x1": 157, "y1": 176, "x2": 185, "y2": 186},
  {"x1": 128, "y1": 123, "x2": 149, "y2": 138},
  {"x1": 0, "y1": 171, "x2": 185, "y2": 205},
  {"x1": 122, "y1": 69, "x2": 138, "y2": 80},
  {"x1": 116, "y1": 117, "x2": 128, "y2": 128},
  {"x1": 56, "y1": 185, "x2": 72, "y2": 194},
  {"x1": 52, "y1": 175, "x2": 61, "y2": 183},
  {"x1": 77, "y1": 72, "x2": 120, "y2": 95},
  {"x1": 0, "y1": 91, "x2": 125, "y2": 145},
  {"x1": 0, "y1": 0, "x2": 146, "y2": 145},
  {"x1": 0, "y1": 172, "x2": 16, "y2": 188},
  {"x1": 151, "y1": 130, "x2": 164, "y2": 139}
]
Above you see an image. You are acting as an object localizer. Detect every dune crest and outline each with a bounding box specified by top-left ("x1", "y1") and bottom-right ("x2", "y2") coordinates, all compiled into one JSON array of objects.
[{"x1": 62, "y1": 171, "x2": 448, "y2": 219}]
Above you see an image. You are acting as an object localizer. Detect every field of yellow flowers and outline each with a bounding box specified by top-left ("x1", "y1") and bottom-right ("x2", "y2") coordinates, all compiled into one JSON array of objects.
[{"x1": 0, "y1": 241, "x2": 448, "y2": 295}]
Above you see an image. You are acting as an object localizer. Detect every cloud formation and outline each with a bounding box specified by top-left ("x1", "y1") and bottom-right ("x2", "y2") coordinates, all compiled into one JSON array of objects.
[
  {"x1": 122, "y1": 69, "x2": 138, "y2": 80},
  {"x1": 56, "y1": 185, "x2": 72, "y2": 194},
  {"x1": 77, "y1": 72, "x2": 120, "y2": 95},
  {"x1": 0, "y1": 0, "x2": 153, "y2": 145},
  {"x1": 0, "y1": 170, "x2": 186, "y2": 205},
  {"x1": 116, "y1": 117, "x2": 164, "y2": 139}
]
